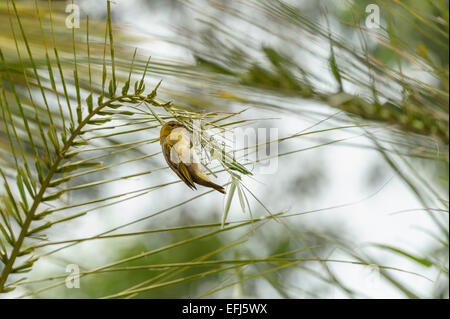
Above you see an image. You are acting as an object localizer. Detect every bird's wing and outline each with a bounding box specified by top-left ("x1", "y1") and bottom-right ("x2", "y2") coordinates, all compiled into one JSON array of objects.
[
  {"x1": 177, "y1": 161, "x2": 196, "y2": 189},
  {"x1": 162, "y1": 140, "x2": 197, "y2": 190}
]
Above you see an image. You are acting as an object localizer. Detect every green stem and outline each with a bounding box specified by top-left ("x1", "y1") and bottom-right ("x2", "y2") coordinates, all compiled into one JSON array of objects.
[{"x1": 0, "y1": 94, "x2": 151, "y2": 292}]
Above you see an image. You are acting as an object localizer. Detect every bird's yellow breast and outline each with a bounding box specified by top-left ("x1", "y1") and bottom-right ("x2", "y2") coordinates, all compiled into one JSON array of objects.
[{"x1": 167, "y1": 127, "x2": 191, "y2": 147}]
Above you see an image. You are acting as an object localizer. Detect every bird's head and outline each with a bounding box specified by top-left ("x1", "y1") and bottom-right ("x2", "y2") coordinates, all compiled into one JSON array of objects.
[{"x1": 160, "y1": 121, "x2": 186, "y2": 141}]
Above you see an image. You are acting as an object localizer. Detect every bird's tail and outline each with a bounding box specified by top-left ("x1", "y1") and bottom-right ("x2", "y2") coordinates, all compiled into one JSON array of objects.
[
  {"x1": 211, "y1": 183, "x2": 226, "y2": 194},
  {"x1": 189, "y1": 164, "x2": 226, "y2": 194},
  {"x1": 194, "y1": 177, "x2": 226, "y2": 194},
  {"x1": 201, "y1": 180, "x2": 226, "y2": 194}
]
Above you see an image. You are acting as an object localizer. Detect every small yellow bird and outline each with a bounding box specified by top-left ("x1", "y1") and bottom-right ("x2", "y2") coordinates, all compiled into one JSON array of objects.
[{"x1": 160, "y1": 121, "x2": 226, "y2": 194}]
